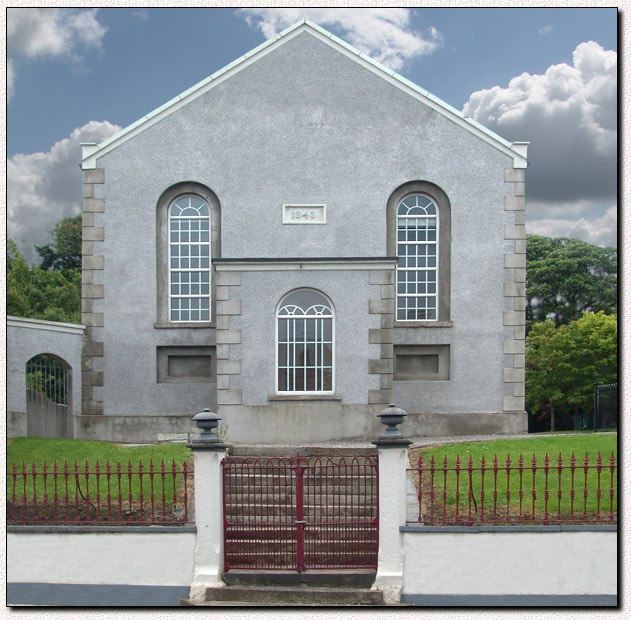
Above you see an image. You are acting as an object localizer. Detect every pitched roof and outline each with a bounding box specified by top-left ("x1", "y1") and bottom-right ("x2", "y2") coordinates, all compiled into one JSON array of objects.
[{"x1": 82, "y1": 18, "x2": 528, "y2": 169}]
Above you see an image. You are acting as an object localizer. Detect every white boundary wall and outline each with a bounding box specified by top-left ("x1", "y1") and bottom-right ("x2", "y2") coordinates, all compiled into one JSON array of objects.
[
  {"x1": 8, "y1": 529, "x2": 195, "y2": 586},
  {"x1": 401, "y1": 526, "x2": 616, "y2": 603}
]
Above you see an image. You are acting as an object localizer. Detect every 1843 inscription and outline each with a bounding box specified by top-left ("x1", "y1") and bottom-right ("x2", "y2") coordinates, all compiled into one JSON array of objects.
[{"x1": 282, "y1": 204, "x2": 326, "y2": 224}]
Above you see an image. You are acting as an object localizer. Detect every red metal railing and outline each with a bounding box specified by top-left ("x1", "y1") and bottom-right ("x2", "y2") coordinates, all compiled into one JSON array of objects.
[
  {"x1": 7, "y1": 460, "x2": 191, "y2": 526},
  {"x1": 223, "y1": 455, "x2": 378, "y2": 571},
  {"x1": 409, "y1": 452, "x2": 617, "y2": 526}
]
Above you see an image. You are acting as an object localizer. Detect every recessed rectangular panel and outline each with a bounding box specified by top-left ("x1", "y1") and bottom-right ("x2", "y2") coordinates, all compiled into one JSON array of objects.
[
  {"x1": 157, "y1": 346, "x2": 216, "y2": 383},
  {"x1": 168, "y1": 355, "x2": 211, "y2": 378},
  {"x1": 394, "y1": 345, "x2": 450, "y2": 381}
]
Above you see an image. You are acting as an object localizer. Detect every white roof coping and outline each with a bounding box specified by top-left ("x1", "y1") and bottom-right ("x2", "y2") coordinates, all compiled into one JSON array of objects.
[
  {"x1": 82, "y1": 18, "x2": 528, "y2": 170},
  {"x1": 7, "y1": 315, "x2": 86, "y2": 335}
]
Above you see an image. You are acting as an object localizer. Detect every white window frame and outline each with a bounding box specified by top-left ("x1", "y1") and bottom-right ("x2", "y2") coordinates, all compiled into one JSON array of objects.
[
  {"x1": 168, "y1": 195, "x2": 211, "y2": 323},
  {"x1": 396, "y1": 193, "x2": 439, "y2": 322},
  {"x1": 275, "y1": 289, "x2": 335, "y2": 394}
]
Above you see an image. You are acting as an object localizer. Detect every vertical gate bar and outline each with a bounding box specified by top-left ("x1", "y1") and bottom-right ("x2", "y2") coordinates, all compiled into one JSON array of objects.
[
  {"x1": 557, "y1": 453, "x2": 563, "y2": 523},
  {"x1": 596, "y1": 452, "x2": 603, "y2": 521},
  {"x1": 466, "y1": 455, "x2": 473, "y2": 526},
  {"x1": 94, "y1": 461, "x2": 101, "y2": 523},
  {"x1": 52, "y1": 462, "x2": 59, "y2": 524},
  {"x1": 531, "y1": 454, "x2": 537, "y2": 522},
  {"x1": 505, "y1": 455, "x2": 511, "y2": 523},
  {"x1": 454, "y1": 455, "x2": 461, "y2": 523},
  {"x1": 295, "y1": 456, "x2": 304, "y2": 572},
  {"x1": 543, "y1": 453, "x2": 550, "y2": 524},
  {"x1": 417, "y1": 455, "x2": 423, "y2": 523},
  {"x1": 84, "y1": 460, "x2": 91, "y2": 523},
  {"x1": 609, "y1": 452, "x2": 616, "y2": 522},
  {"x1": 518, "y1": 454, "x2": 524, "y2": 523},
  {"x1": 442, "y1": 456, "x2": 448, "y2": 524},
  {"x1": 480, "y1": 455, "x2": 486, "y2": 523},
  {"x1": 570, "y1": 453, "x2": 576, "y2": 523},
  {"x1": 583, "y1": 453, "x2": 589, "y2": 521},
  {"x1": 42, "y1": 461, "x2": 48, "y2": 523},
  {"x1": 73, "y1": 461, "x2": 80, "y2": 524},
  {"x1": 492, "y1": 455, "x2": 499, "y2": 524}
]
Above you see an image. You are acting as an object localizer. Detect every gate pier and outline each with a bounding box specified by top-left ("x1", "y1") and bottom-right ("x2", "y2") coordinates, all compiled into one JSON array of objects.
[{"x1": 186, "y1": 411, "x2": 231, "y2": 604}]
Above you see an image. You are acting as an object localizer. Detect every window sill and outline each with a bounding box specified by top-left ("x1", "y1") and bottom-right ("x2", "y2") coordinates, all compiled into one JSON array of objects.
[
  {"x1": 154, "y1": 322, "x2": 214, "y2": 329},
  {"x1": 268, "y1": 394, "x2": 342, "y2": 402},
  {"x1": 394, "y1": 321, "x2": 453, "y2": 328}
]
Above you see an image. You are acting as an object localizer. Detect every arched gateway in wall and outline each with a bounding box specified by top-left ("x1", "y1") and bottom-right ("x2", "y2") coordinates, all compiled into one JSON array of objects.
[{"x1": 26, "y1": 354, "x2": 73, "y2": 439}]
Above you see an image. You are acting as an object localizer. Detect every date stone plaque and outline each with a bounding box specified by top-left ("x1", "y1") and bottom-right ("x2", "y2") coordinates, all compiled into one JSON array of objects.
[{"x1": 282, "y1": 204, "x2": 326, "y2": 224}]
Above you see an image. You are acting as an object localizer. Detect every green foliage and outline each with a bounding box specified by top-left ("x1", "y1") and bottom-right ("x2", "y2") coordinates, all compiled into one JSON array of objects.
[
  {"x1": 526, "y1": 235, "x2": 617, "y2": 331},
  {"x1": 526, "y1": 312, "x2": 617, "y2": 427},
  {"x1": 7, "y1": 237, "x2": 81, "y2": 324},
  {"x1": 35, "y1": 215, "x2": 82, "y2": 271}
]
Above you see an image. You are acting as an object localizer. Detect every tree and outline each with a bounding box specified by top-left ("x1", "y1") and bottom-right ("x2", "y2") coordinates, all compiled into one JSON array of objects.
[
  {"x1": 526, "y1": 311, "x2": 617, "y2": 430},
  {"x1": 6, "y1": 241, "x2": 81, "y2": 324},
  {"x1": 35, "y1": 214, "x2": 82, "y2": 271},
  {"x1": 526, "y1": 235, "x2": 617, "y2": 331}
]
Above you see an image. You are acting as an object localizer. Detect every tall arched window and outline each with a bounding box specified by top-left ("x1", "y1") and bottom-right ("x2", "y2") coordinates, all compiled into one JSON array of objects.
[
  {"x1": 276, "y1": 290, "x2": 334, "y2": 393},
  {"x1": 388, "y1": 182, "x2": 451, "y2": 323},
  {"x1": 169, "y1": 195, "x2": 211, "y2": 322},
  {"x1": 396, "y1": 194, "x2": 439, "y2": 321}
]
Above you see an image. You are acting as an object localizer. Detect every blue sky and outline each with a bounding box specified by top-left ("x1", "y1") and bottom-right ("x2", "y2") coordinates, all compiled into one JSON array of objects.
[{"x1": 7, "y1": 7, "x2": 618, "y2": 261}]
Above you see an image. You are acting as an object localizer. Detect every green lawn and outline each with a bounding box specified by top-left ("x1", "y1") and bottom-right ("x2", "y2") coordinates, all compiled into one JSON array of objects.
[
  {"x1": 409, "y1": 433, "x2": 617, "y2": 524},
  {"x1": 7, "y1": 437, "x2": 191, "y2": 467}
]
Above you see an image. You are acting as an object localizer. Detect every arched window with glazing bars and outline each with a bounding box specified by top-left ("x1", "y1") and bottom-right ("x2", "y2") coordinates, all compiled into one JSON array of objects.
[
  {"x1": 276, "y1": 290, "x2": 334, "y2": 393},
  {"x1": 396, "y1": 194, "x2": 439, "y2": 321},
  {"x1": 168, "y1": 195, "x2": 211, "y2": 322}
]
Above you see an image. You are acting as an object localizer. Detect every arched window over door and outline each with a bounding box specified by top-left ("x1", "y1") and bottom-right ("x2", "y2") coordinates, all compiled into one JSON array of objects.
[
  {"x1": 276, "y1": 290, "x2": 334, "y2": 393},
  {"x1": 25, "y1": 354, "x2": 72, "y2": 438}
]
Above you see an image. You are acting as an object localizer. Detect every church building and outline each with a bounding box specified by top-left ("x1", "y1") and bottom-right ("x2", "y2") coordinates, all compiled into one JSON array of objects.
[{"x1": 77, "y1": 19, "x2": 528, "y2": 444}]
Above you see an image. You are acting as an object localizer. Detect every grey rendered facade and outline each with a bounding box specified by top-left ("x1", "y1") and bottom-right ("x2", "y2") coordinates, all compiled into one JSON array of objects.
[{"x1": 78, "y1": 20, "x2": 528, "y2": 443}]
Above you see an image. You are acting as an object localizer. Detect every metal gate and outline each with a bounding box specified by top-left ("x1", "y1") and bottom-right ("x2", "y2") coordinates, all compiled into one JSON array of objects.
[
  {"x1": 222, "y1": 455, "x2": 378, "y2": 572},
  {"x1": 26, "y1": 354, "x2": 72, "y2": 438}
]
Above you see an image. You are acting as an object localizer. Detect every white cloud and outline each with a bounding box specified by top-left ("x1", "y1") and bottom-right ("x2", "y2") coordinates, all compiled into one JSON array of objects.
[
  {"x1": 7, "y1": 59, "x2": 15, "y2": 101},
  {"x1": 8, "y1": 121, "x2": 121, "y2": 263},
  {"x1": 7, "y1": 8, "x2": 107, "y2": 100},
  {"x1": 538, "y1": 26, "x2": 553, "y2": 35},
  {"x1": 237, "y1": 8, "x2": 441, "y2": 71},
  {"x1": 7, "y1": 8, "x2": 107, "y2": 59},
  {"x1": 527, "y1": 205, "x2": 617, "y2": 248},
  {"x1": 463, "y1": 41, "x2": 617, "y2": 245},
  {"x1": 463, "y1": 41, "x2": 616, "y2": 204}
]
